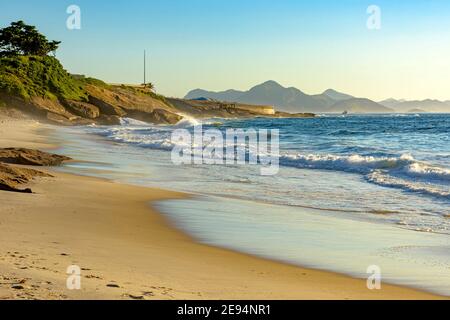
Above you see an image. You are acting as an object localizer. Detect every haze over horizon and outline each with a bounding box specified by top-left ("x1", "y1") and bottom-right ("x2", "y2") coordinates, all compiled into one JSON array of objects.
[{"x1": 2, "y1": 0, "x2": 450, "y2": 101}]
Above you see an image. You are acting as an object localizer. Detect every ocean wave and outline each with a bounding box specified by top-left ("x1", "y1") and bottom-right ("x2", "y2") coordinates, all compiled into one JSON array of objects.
[
  {"x1": 172, "y1": 116, "x2": 201, "y2": 128},
  {"x1": 280, "y1": 153, "x2": 415, "y2": 174},
  {"x1": 93, "y1": 124, "x2": 450, "y2": 184},
  {"x1": 367, "y1": 171, "x2": 450, "y2": 199},
  {"x1": 280, "y1": 153, "x2": 450, "y2": 198},
  {"x1": 86, "y1": 124, "x2": 175, "y2": 151},
  {"x1": 402, "y1": 162, "x2": 450, "y2": 182},
  {"x1": 85, "y1": 120, "x2": 450, "y2": 199},
  {"x1": 119, "y1": 118, "x2": 149, "y2": 126}
]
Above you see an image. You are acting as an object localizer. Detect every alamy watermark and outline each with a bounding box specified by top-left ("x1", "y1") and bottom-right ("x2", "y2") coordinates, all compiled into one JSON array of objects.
[
  {"x1": 366, "y1": 265, "x2": 382, "y2": 290},
  {"x1": 367, "y1": 5, "x2": 381, "y2": 30},
  {"x1": 66, "y1": 5, "x2": 81, "y2": 30},
  {"x1": 171, "y1": 126, "x2": 279, "y2": 176},
  {"x1": 66, "y1": 265, "x2": 81, "y2": 290}
]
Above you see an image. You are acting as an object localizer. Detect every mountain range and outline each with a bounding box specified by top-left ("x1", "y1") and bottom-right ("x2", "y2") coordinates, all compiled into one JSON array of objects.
[
  {"x1": 185, "y1": 81, "x2": 450, "y2": 113},
  {"x1": 378, "y1": 98, "x2": 450, "y2": 113}
]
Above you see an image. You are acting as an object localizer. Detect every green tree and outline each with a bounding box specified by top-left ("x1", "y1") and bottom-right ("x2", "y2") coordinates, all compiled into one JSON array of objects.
[{"x1": 0, "y1": 21, "x2": 60, "y2": 57}]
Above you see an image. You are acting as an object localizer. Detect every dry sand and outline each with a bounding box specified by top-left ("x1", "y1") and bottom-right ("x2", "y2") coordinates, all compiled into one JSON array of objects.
[{"x1": 0, "y1": 117, "x2": 444, "y2": 300}]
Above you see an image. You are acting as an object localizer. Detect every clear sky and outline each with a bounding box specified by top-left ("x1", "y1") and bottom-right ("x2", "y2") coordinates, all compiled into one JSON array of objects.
[{"x1": 2, "y1": 0, "x2": 450, "y2": 100}]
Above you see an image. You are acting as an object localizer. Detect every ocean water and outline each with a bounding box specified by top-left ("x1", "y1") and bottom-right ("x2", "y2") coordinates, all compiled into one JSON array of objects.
[{"x1": 52, "y1": 113, "x2": 450, "y2": 295}]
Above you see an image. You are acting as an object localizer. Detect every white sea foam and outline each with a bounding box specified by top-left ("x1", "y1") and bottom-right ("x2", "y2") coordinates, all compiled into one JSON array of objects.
[
  {"x1": 367, "y1": 170, "x2": 450, "y2": 199},
  {"x1": 119, "y1": 118, "x2": 149, "y2": 126},
  {"x1": 403, "y1": 162, "x2": 450, "y2": 182},
  {"x1": 88, "y1": 124, "x2": 174, "y2": 151},
  {"x1": 280, "y1": 153, "x2": 450, "y2": 198},
  {"x1": 173, "y1": 114, "x2": 201, "y2": 128},
  {"x1": 87, "y1": 120, "x2": 450, "y2": 199},
  {"x1": 94, "y1": 124, "x2": 450, "y2": 182},
  {"x1": 280, "y1": 153, "x2": 415, "y2": 173}
]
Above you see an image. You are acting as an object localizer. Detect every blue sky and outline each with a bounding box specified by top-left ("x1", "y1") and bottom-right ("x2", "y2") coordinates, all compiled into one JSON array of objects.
[{"x1": 2, "y1": 0, "x2": 450, "y2": 100}]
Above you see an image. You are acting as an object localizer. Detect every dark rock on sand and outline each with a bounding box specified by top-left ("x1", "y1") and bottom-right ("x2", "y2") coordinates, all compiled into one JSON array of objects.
[
  {"x1": 0, "y1": 148, "x2": 71, "y2": 193},
  {"x1": 0, "y1": 163, "x2": 52, "y2": 193},
  {"x1": 11, "y1": 285, "x2": 25, "y2": 290},
  {"x1": 0, "y1": 148, "x2": 71, "y2": 166}
]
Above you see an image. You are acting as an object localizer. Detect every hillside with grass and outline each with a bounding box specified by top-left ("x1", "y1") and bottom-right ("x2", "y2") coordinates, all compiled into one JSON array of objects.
[
  {"x1": 0, "y1": 53, "x2": 186, "y2": 125},
  {"x1": 0, "y1": 55, "x2": 86, "y2": 101}
]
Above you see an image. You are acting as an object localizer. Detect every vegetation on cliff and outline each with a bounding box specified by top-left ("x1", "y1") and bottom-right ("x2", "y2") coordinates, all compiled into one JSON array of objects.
[
  {"x1": 0, "y1": 50, "x2": 184, "y2": 124},
  {"x1": 0, "y1": 21, "x2": 87, "y2": 102},
  {"x1": 0, "y1": 55, "x2": 87, "y2": 101}
]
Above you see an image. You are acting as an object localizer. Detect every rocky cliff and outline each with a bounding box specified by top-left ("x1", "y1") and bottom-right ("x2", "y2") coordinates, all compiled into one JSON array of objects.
[{"x1": 0, "y1": 55, "x2": 183, "y2": 125}]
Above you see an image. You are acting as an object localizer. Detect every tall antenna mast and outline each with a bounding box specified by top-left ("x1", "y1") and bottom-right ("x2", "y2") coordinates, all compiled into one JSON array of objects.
[{"x1": 143, "y1": 50, "x2": 146, "y2": 87}]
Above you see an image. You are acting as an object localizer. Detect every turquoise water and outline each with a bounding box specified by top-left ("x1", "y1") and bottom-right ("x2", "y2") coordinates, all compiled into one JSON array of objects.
[{"x1": 51, "y1": 113, "x2": 450, "y2": 295}]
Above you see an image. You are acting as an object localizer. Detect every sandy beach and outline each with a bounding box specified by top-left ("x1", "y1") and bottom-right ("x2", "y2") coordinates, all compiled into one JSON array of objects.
[{"x1": 0, "y1": 117, "x2": 444, "y2": 300}]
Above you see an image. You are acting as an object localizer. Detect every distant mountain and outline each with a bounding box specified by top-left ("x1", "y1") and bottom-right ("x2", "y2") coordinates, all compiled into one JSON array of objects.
[
  {"x1": 233, "y1": 80, "x2": 336, "y2": 113},
  {"x1": 323, "y1": 89, "x2": 354, "y2": 101},
  {"x1": 379, "y1": 99, "x2": 450, "y2": 113},
  {"x1": 185, "y1": 81, "x2": 366, "y2": 113},
  {"x1": 185, "y1": 88, "x2": 245, "y2": 102},
  {"x1": 408, "y1": 108, "x2": 427, "y2": 113},
  {"x1": 378, "y1": 98, "x2": 405, "y2": 109},
  {"x1": 328, "y1": 98, "x2": 394, "y2": 113},
  {"x1": 186, "y1": 81, "x2": 450, "y2": 114}
]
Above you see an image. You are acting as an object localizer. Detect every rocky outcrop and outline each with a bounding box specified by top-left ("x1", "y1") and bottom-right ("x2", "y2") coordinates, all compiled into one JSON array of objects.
[
  {"x1": 167, "y1": 98, "x2": 315, "y2": 119},
  {"x1": 0, "y1": 94, "x2": 88, "y2": 125},
  {"x1": 0, "y1": 55, "x2": 185, "y2": 125},
  {"x1": 151, "y1": 109, "x2": 183, "y2": 124},
  {"x1": 274, "y1": 111, "x2": 316, "y2": 118},
  {"x1": 85, "y1": 84, "x2": 178, "y2": 114},
  {"x1": 96, "y1": 115, "x2": 122, "y2": 125},
  {"x1": 64, "y1": 100, "x2": 100, "y2": 119},
  {"x1": 87, "y1": 95, "x2": 126, "y2": 117},
  {"x1": 0, "y1": 148, "x2": 71, "y2": 166},
  {"x1": 1, "y1": 87, "x2": 183, "y2": 125},
  {"x1": 0, "y1": 148, "x2": 72, "y2": 193},
  {"x1": 126, "y1": 109, "x2": 182, "y2": 125},
  {"x1": 0, "y1": 163, "x2": 51, "y2": 193},
  {"x1": 1, "y1": 94, "x2": 73, "y2": 120}
]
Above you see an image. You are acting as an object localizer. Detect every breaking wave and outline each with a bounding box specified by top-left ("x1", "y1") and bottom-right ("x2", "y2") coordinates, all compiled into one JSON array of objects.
[
  {"x1": 280, "y1": 153, "x2": 450, "y2": 199},
  {"x1": 86, "y1": 118, "x2": 450, "y2": 200}
]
